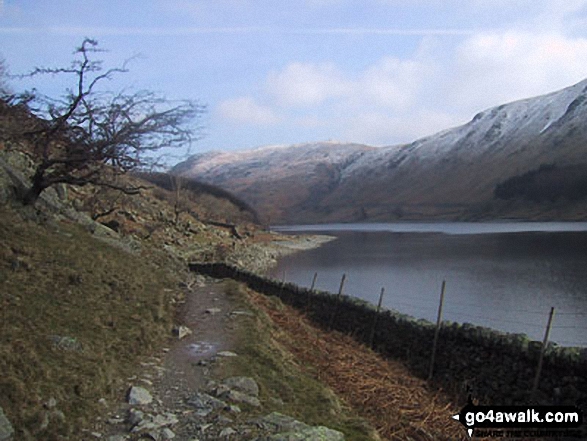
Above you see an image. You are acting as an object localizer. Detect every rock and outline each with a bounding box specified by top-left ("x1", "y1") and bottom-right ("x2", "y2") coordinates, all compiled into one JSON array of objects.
[
  {"x1": 255, "y1": 413, "x2": 345, "y2": 441},
  {"x1": 255, "y1": 413, "x2": 309, "y2": 433},
  {"x1": 217, "y1": 351, "x2": 237, "y2": 357},
  {"x1": 223, "y1": 376, "x2": 259, "y2": 396},
  {"x1": 172, "y1": 325, "x2": 192, "y2": 339},
  {"x1": 0, "y1": 407, "x2": 14, "y2": 441},
  {"x1": 186, "y1": 392, "x2": 227, "y2": 417},
  {"x1": 205, "y1": 307, "x2": 222, "y2": 315},
  {"x1": 132, "y1": 413, "x2": 179, "y2": 433},
  {"x1": 161, "y1": 428, "x2": 176, "y2": 439},
  {"x1": 127, "y1": 386, "x2": 153, "y2": 405},
  {"x1": 107, "y1": 435, "x2": 127, "y2": 441},
  {"x1": 223, "y1": 389, "x2": 261, "y2": 407},
  {"x1": 127, "y1": 409, "x2": 145, "y2": 426},
  {"x1": 225, "y1": 404, "x2": 241, "y2": 414},
  {"x1": 219, "y1": 427, "x2": 237, "y2": 438}
]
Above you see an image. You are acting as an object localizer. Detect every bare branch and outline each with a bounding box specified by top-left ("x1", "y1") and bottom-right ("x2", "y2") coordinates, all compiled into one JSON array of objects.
[{"x1": 3, "y1": 38, "x2": 205, "y2": 205}]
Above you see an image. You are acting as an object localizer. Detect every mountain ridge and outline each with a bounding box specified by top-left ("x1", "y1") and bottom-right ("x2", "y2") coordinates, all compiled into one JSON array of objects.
[{"x1": 174, "y1": 78, "x2": 587, "y2": 224}]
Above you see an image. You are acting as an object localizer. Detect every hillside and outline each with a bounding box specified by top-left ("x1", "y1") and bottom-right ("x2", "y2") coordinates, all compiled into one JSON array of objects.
[
  {"x1": 175, "y1": 78, "x2": 587, "y2": 224},
  {"x1": 172, "y1": 142, "x2": 376, "y2": 224},
  {"x1": 0, "y1": 101, "x2": 468, "y2": 440}
]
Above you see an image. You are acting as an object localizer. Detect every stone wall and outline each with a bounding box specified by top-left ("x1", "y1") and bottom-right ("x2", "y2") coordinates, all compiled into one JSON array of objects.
[{"x1": 189, "y1": 262, "x2": 587, "y2": 406}]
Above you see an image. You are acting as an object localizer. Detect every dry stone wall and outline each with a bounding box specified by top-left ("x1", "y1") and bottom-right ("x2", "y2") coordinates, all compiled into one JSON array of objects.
[{"x1": 189, "y1": 263, "x2": 587, "y2": 407}]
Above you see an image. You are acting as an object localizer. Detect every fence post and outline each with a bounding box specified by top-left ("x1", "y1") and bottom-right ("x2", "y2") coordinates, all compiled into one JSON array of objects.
[
  {"x1": 328, "y1": 273, "x2": 346, "y2": 330},
  {"x1": 369, "y1": 287, "x2": 385, "y2": 348},
  {"x1": 310, "y1": 272, "x2": 318, "y2": 291},
  {"x1": 306, "y1": 272, "x2": 318, "y2": 313},
  {"x1": 428, "y1": 280, "x2": 446, "y2": 382},
  {"x1": 532, "y1": 307, "x2": 555, "y2": 399}
]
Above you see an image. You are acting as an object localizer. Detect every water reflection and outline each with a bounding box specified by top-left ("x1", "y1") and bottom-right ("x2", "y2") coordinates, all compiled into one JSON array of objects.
[{"x1": 270, "y1": 228, "x2": 587, "y2": 346}]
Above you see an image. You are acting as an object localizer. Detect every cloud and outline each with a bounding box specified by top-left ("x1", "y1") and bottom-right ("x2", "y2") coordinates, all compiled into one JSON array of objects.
[
  {"x1": 265, "y1": 56, "x2": 430, "y2": 111},
  {"x1": 227, "y1": 27, "x2": 587, "y2": 145},
  {"x1": 266, "y1": 62, "x2": 350, "y2": 106},
  {"x1": 356, "y1": 56, "x2": 429, "y2": 110},
  {"x1": 217, "y1": 96, "x2": 280, "y2": 125},
  {"x1": 449, "y1": 31, "x2": 587, "y2": 111}
]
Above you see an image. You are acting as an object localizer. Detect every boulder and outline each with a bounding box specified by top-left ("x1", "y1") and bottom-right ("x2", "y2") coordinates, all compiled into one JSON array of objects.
[
  {"x1": 224, "y1": 389, "x2": 260, "y2": 407},
  {"x1": 223, "y1": 376, "x2": 259, "y2": 397},
  {"x1": 127, "y1": 386, "x2": 153, "y2": 405}
]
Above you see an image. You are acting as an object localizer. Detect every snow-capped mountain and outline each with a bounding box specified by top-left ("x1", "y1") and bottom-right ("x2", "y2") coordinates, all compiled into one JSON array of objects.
[{"x1": 174, "y1": 79, "x2": 587, "y2": 224}]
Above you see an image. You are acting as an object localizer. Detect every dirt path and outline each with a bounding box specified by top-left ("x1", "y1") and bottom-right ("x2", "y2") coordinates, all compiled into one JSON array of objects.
[
  {"x1": 93, "y1": 277, "x2": 243, "y2": 440},
  {"x1": 90, "y1": 267, "x2": 470, "y2": 440},
  {"x1": 93, "y1": 276, "x2": 356, "y2": 441},
  {"x1": 157, "y1": 278, "x2": 238, "y2": 402}
]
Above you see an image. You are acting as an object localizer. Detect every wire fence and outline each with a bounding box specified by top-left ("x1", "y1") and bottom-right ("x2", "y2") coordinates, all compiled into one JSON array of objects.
[
  {"x1": 306, "y1": 272, "x2": 587, "y2": 347},
  {"x1": 190, "y1": 262, "x2": 587, "y2": 405}
]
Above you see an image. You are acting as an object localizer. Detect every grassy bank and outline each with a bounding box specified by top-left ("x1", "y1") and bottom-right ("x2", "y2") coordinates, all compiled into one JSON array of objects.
[
  {"x1": 0, "y1": 207, "x2": 184, "y2": 440},
  {"x1": 216, "y1": 280, "x2": 378, "y2": 440}
]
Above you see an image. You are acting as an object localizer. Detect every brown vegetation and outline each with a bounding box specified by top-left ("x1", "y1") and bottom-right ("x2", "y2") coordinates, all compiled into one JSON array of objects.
[{"x1": 246, "y1": 289, "x2": 467, "y2": 441}]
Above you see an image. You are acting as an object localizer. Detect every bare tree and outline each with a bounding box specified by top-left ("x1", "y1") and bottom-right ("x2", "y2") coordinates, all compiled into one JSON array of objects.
[{"x1": 6, "y1": 38, "x2": 205, "y2": 205}]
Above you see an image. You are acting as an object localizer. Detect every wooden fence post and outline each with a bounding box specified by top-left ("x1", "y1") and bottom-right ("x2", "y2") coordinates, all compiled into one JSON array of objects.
[
  {"x1": 428, "y1": 280, "x2": 446, "y2": 382},
  {"x1": 306, "y1": 272, "x2": 318, "y2": 313},
  {"x1": 328, "y1": 273, "x2": 346, "y2": 330},
  {"x1": 310, "y1": 272, "x2": 318, "y2": 291},
  {"x1": 369, "y1": 287, "x2": 385, "y2": 348},
  {"x1": 532, "y1": 307, "x2": 555, "y2": 399}
]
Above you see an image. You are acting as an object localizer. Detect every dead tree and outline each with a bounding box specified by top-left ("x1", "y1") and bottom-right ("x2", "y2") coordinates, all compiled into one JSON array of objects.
[{"x1": 5, "y1": 38, "x2": 205, "y2": 205}]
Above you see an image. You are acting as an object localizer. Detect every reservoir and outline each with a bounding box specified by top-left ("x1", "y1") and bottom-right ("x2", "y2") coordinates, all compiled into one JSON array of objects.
[{"x1": 269, "y1": 223, "x2": 587, "y2": 347}]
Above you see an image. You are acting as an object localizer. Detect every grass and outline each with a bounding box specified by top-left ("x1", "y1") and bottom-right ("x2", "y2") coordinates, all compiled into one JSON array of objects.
[
  {"x1": 0, "y1": 206, "x2": 182, "y2": 440},
  {"x1": 243, "y1": 287, "x2": 467, "y2": 441},
  {"x1": 217, "y1": 280, "x2": 378, "y2": 440}
]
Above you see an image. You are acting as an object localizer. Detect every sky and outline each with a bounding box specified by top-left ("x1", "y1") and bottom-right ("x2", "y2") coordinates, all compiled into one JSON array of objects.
[{"x1": 1, "y1": 0, "x2": 587, "y2": 156}]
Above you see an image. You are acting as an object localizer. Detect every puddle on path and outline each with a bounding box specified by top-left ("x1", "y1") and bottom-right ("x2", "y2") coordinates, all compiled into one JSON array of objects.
[{"x1": 187, "y1": 341, "x2": 218, "y2": 358}]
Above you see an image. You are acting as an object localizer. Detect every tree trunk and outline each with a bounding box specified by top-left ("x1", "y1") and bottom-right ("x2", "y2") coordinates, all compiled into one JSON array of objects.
[{"x1": 22, "y1": 173, "x2": 47, "y2": 205}]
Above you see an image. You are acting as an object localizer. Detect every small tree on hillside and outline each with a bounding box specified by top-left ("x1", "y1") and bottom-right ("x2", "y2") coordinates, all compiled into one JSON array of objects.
[{"x1": 5, "y1": 38, "x2": 205, "y2": 205}]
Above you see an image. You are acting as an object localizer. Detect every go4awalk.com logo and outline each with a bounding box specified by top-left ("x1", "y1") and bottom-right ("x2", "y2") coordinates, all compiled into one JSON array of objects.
[{"x1": 451, "y1": 398, "x2": 584, "y2": 438}]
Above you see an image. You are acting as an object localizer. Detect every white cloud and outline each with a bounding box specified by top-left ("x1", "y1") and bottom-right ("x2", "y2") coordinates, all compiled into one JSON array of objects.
[
  {"x1": 217, "y1": 96, "x2": 280, "y2": 125},
  {"x1": 266, "y1": 62, "x2": 350, "y2": 106},
  {"x1": 218, "y1": 25, "x2": 587, "y2": 146},
  {"x1": 357, "y1": 56, "x2": 428, "y2": 110},
  {"x1": 449, "y1": 31, "x2": 587, "y2": 112}
]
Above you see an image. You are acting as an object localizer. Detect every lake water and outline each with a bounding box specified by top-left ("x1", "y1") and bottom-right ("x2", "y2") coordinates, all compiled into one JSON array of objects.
[{"x1": 269, "y1": 223, "x2": 587, "y2": 347}]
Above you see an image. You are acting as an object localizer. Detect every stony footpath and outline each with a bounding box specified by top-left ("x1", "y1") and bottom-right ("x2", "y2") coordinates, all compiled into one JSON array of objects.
[{"x1": 86, "y1": 275, "x2": 346, "y2": 441}]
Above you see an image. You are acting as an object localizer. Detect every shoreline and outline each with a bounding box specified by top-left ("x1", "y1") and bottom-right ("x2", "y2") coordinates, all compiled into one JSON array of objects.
[{"x1": 225, "y1": 232, "x2": 336, "y2": 274}]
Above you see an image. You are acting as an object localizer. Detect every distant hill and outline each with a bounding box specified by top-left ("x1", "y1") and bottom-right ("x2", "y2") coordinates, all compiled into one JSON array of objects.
[
  {"x1": 174, "y1": 79, "x2": 587, "y2": 224},
  {"x1": 172, "y1": 142, "x2": 375, "y2": 223}
]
